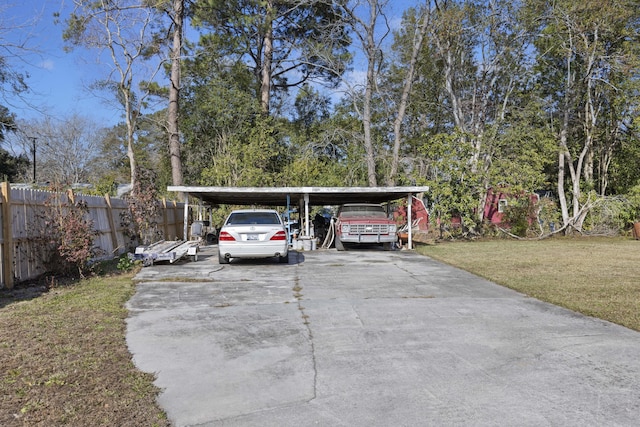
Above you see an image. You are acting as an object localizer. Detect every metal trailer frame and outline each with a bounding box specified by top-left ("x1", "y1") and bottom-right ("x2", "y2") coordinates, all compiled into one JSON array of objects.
[{"x1": 133, "y1": 239, "x2": 200, "y2": 266}]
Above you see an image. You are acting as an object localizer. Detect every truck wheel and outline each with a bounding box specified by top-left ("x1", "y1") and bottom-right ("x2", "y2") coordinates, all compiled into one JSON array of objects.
[
  {"x1": 383, "y1": 242, "x2": 392, "y2": 251},
  {"x1": 335, "y1": 238, "x2": 345, "y2": 251}
]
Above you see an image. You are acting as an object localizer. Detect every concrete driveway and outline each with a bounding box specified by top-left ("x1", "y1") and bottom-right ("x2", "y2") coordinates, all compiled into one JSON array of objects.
[{"x1": 126, "y1": 246, "x2": 640, "y2": 426}]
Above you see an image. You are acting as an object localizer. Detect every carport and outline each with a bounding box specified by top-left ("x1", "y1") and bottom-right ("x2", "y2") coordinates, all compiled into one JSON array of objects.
[{"x1": 167, "y1": 186, "x2": 429, "y2": 249}]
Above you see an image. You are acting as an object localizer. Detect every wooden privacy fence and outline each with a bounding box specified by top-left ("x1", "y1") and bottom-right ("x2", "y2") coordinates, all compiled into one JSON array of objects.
[{"x1": 0, "y1": 183, "x2": 184, "y2": 289}]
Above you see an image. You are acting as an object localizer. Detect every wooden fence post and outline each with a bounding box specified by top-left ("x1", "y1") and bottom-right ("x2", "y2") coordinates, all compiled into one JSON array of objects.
[
  {"x1": 162, "y1": 198, "x2": 169, "y2": 239},
  {"x1": 104, "y1": 194, "x2": 119, "y2": 255},
  {"x1": 1, "y1": 182, "x2": 13, "y2": 289}
]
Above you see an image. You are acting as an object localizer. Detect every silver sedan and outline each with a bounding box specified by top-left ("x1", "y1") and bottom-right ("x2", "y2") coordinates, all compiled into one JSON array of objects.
[{"x1": 217, "y1": 209, "x2": 289, "y2": 264}]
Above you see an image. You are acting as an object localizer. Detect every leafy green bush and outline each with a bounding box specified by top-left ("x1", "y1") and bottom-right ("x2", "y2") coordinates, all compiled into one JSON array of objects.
[
  {"x1": 583, "y1": 196, "x2": 628, "y2": 235},
  {"x1": 620, "y1": 185, "x2": 640, "y2": 227},
  {"x1": 501, "y1": 197, "x2": 536, "y2": 237},
  {"x1": 536, "y1": 197, "x2": 561, "y2": 235},
  {"x1": 116, "y1": 254, "x2": 140, "y2": 272}
]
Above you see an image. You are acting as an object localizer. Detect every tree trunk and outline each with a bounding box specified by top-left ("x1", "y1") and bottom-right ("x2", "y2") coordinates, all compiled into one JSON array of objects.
[
  {"x1": 387, "y1": 7, "x2": 430, "y2": 186},
  {"x1": 260, "y1": 0, "x2": 274, "y2": 114},
  {"x1": 557, "y1": 150, "x2": 569, "y2": 226},
  {"x1": 598, "y1": 127, "x2": 618, "y2": 195},
  {"x1": 363, "y1": 61, "x2": 377, "y2": 187},
  {"x1": 557, "y1": 41, "x2": 575, "y2": 231},
  {"x1": 124, "y1": 97, "x2": 137, "y2": 191},
  {"x1": 362, "y1": 0, "x2": 379, "y2": 187},
  {"x1": 127, "y1": 129, "x2": 138, "y2": 190},
  {"x1": 168, "y1": 0, "x2": 184, "y2": 187}
]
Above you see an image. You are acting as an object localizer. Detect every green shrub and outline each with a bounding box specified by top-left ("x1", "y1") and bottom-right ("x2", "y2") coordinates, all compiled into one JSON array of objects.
[
  {"x1": 620, "y1": 185, "x2": 640, "y2": 227},
  {"x1": 501, "y1": 197, "x2": 536, "y2": 237},
  {"x1": 116, "y1": 254, "x2": 140, "y2": 272}
]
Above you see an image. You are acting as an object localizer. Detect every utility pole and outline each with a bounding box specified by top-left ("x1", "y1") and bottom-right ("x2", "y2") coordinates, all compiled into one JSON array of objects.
[{"x1": 30, "y1": 137, "x2": 37, "y2": 184}]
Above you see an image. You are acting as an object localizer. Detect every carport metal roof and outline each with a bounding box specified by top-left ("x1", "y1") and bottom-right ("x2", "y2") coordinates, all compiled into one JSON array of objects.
[
  {"x1": 168, "y1": 185, "x2": 430, "y2": 249},
  {"x1": 167, "y1": 185, "x2": 430, "y2": 207}
]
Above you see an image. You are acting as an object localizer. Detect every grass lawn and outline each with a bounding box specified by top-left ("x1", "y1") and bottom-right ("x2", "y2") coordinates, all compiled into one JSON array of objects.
[
  {"x1": 0, "y1": 270, "x2": 170, "y2": 427},
  {"x1": 416, "y1": 236, "x2": 640, "y2": 332}
]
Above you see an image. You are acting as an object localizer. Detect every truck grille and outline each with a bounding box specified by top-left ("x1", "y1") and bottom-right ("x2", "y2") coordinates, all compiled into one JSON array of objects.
[{"x1": 348, "y1": 224, "x2": 389, "y2": 234}]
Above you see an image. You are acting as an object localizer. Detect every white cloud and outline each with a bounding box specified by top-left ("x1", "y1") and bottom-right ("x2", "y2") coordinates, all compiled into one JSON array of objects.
[
  {"x1": 345, "y1": 69, "x2": 367, "y2": 87},
  {"x1": 39, "y1": 59, "x2": 55, "y2": 70}
]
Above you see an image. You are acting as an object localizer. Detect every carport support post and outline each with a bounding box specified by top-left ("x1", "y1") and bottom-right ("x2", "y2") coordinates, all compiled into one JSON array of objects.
[
  {"x1": 183, "y1": 193, "x2": 189, "y2": 240},
  {"x1": 407, "y1": 193, "x2": 413, "y2": 250},
  {"x1": 304, "y1": 193, "x2": 310, "y2": 237}
]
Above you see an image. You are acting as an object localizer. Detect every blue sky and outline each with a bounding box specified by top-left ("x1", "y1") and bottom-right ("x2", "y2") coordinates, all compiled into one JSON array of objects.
[
  {"x1": 3, "y1": 0, "x2": 417, "y2": 130},
  {"x1": 3, "y1": 0, "x2": 121, "y2": 126}
]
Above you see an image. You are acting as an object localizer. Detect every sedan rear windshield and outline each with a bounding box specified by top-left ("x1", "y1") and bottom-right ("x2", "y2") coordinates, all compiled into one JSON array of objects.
[{"x1": 226, "y1": 212, "x2": 282, "y2": 225}]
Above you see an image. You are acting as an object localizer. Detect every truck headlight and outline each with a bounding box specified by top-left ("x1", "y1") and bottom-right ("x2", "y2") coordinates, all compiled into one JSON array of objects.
[
  {"x1": 341, "y1": 224, "x2": 350, "y2": 233},
  {"x1": 389, "y1": 224, "x2": 397, "y2": 233}
]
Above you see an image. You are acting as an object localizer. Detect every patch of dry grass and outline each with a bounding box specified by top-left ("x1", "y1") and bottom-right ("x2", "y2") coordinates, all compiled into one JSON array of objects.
[
  {"x1": 416, "y1": 237, "x2": 640, "y2": 331},
  {"x1": 0, "y1": 273, "x2": 169, "y2": 427}
]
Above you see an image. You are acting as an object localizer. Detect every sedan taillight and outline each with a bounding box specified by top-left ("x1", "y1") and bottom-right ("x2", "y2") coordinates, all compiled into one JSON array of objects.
[
  {"x1": 218, "y1": 231, "x2": 236, "y2": 241},
  {"x1": 270, "y1": 230, "x2": 287, "y2": 241}
]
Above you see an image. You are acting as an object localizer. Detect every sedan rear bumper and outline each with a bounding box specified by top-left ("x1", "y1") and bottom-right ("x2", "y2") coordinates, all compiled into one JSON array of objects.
[{"x1": 218, "y1": 242, "x2": 288, "y2": 259}]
